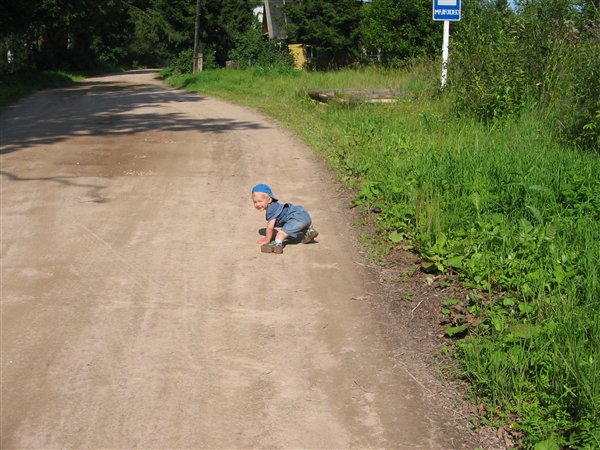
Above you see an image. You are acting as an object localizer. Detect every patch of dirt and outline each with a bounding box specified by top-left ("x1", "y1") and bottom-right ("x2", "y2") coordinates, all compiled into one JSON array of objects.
[{"x1": 342, "y1": 197, "x2": 508, "y2": 450}]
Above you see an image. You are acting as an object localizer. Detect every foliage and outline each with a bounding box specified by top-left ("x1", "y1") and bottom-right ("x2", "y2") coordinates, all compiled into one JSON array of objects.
[
  {"x1": 0, "y1": 0, "x2": 260, "y2": 73},
  {"x1": 548, "y1": 19, "x2": 600, "y2": 150},
  {"x1": 450, "y1": 1, "x2": 525, "y2": 120},
  {"x1": 169, "y1": 49, "x2": 194, "y2": 74},
  {"x1": 451, "y1": 0, "x2": 600, "y2": 151},
  {"x1": 201, "y1": 0, "x2": 260, "y2": 66},
  {"x1": 128, "y1": 0, "x2": 195, "y2": 67},
  {"x1": 284, "y1": 0, "x2": 364, "y2": 68},
  {"x1": 0, "y1": 70, "x2": 79, "y2": 108},
  {"x1": 1, "y1": 34, "x2": 32, "y2": 73},
  {"x1": 128, "y1": 0, "x2": 258, "y2": 68},
  {"x1": 229, "y1": 28, "x2": 294, "y2": 71},
  {"x1": 361, "y1": 0, "x2": 441, "y2": 66},
  {"x1": 1, "y1": 0, "x2": 140, "y2": 70},
  {"x1": 167, "y1": 47, "x2": 218, "y2": 75},
  {"x1": 165, "y1": 64, "x2": 600, "y2": 448}
]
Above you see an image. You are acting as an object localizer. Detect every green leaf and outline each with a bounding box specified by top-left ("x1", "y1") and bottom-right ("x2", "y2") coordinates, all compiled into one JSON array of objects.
[
  {"x1": 388, "y1": 230, "x2": 405, "y2": 243},
  {"x1": 502, "y1": 297, "x2": 516, "y2": 307},
  {"x1": 533, "y1": 438, "x2": 559, "y2": 450},
  {"x1": 421, "y1": 261, "x2": 442, "y2": 274},
  {"x1": 553, "y1": 265, "x2": 566, "y2": 284},
  {"x1": 442, "y1": 298, "x2": 460, "y2": 306},
  {"x1": 525, "y1": 205, "x2": 544, "y2": 224},
  {"x1": 526, "y1": 269, "x2": 543, "y2": 281},
  {"x1": 437, "y1": 232, "x2": 447, "y2": 249},
  {"x1": 508, "y1": 323, "x2": 539, "y2": 339},
  {"x1": 444, "y1": 255, "x2": 464, "y2": 269},
  {"x1": 470, "y1": 192, "x2": 481, "y2": 212},
  {"x1": 518, "y1": 303, "x2": 534, "y2": 315},
  {"x1": 491, "y1": 316, "x2": 506, "y2": 332},
  {"x1": 444, "y1": 323, "x2": 470, "y2": 337}
]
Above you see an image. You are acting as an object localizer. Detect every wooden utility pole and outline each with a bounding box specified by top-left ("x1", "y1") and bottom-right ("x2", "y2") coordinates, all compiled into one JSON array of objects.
[{"x1": 193, "y1": 0, "x2": 203, "y2": 73}]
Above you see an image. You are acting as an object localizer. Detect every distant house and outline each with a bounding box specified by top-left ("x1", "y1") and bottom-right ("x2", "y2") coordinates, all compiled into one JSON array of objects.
[
  {"x1": 262, "y1": 0, "x2": 288, "y2": 40},
  {"x1": 258, "y1": 0, "x2": 308, "y2": 69}
]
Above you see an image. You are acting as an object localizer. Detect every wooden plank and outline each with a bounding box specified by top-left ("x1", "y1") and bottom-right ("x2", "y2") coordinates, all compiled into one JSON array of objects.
[{"x1": 307, "y1": 88, "x2": 402, "y2": 104}]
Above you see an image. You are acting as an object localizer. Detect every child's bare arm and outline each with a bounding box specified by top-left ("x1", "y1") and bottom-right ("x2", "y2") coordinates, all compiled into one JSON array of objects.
[{"x1": 257, "y1": 219, "x2": 277, "y2": 244}]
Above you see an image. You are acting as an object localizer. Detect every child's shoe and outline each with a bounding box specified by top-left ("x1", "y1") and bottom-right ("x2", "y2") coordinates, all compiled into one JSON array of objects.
[
  {"x1": 302, "y1": 226, "x2": 319, "y2": 244},
  {"x1": 261, "y1": 242, "x2": 284, "y2": 254}
]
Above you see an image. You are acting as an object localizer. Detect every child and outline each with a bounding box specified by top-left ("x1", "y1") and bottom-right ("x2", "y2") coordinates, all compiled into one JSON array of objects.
[{"x1": 251, "y1": 183, "x2": 318, "y2": 254}]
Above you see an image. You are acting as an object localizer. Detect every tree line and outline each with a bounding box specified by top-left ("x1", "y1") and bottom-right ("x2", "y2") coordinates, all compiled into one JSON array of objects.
[
  {"x1": 1, "y1": 1, "x2": 597, "y2": 71},
  {"x1": 0, "y1": 0, "x2": 259, "y2": 71},
  {"x1": 0, "y1": 0, "x2": 443, "y2": 72}
]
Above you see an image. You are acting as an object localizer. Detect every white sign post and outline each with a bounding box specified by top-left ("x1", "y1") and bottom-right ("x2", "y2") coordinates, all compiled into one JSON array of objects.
[{"x1": 433, "y1": 0, "x2": 461, "y2": 88}]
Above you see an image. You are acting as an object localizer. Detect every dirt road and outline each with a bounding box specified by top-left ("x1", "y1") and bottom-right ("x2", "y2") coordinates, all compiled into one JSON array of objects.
[{"x1": 1, "y1": 70, "x2": 474, "y2": 448}]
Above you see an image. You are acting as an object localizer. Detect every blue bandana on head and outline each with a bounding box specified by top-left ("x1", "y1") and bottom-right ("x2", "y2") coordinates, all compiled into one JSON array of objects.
[{"x1": 252, "y1": 183, "x2": 278, "y2": 202}]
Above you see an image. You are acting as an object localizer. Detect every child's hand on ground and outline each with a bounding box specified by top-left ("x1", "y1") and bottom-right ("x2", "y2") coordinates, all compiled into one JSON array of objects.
[{"x1": 257, "y1": 236, "x2": 267, "y2": 244}]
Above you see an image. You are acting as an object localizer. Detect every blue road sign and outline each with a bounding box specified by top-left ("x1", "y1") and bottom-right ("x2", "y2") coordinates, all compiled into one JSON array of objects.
[{"x1": 433, "y1": 0, "x2": 461, "y2": 21}]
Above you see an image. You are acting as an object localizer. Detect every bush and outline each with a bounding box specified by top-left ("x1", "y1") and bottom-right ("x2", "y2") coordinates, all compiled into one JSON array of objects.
[
  {"x1": 169, "y1": 49, "x2": 194, "y2": 74},
  {"x1": 550, "y1": 21, "x2": 600, "y2": 151},
  {"x1": 451, "y1": 2, "x2": 528, "y2": 121},
  {"x1": 1, "y1": 34, "x2": 34, "y2": 75},
  {"x1": 451, "y1": 0, "x2": 600, "y2": 152},
  {"x1": 361, "y1": 0, "x2": 441, "y2": 66},
  {"x1": 168, "y1": 47, "x2": 217, "y2": 75},
  {"x1": 229, "y1": 28, "x2": 294, "y2": 71}
]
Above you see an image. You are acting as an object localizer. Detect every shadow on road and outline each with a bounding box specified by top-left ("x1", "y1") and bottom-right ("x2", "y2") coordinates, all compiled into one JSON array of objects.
[
  {"x1": 0, "y1": 75, "x2": 269, "y2": 155},
  {"x1": 0, "y1": 170, "x2": 109, "y2": 203}
]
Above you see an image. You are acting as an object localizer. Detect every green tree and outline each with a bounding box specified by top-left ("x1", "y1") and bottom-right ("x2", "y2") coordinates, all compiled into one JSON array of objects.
[
  {"x1": 284, "y1": 0, "x2": 364, "y2": 68},
  {"x1": 201, "y1": 0, "x2": 258, "y2": 65},
  {"x1": 133, "y1": 0, "x2": 258, "y2": 68},
  {"x1": 361, "y1": 0, "x2": 441, "y2": 65},
  {"x1": 229, "y1": 26, "x2": 294, "y2": 71},
  {"x1": 0, "y1": 0, "x2": 36, "y2": 36},
  {"x1": 1, "y1": 0, "x2": 137, "y2": 70},
  {"x1": 1, "y1": 0, "x2": 260, "y2": 72},
  {"x1": 130, "y1": 0, "x2": 195, "y2": 67}
]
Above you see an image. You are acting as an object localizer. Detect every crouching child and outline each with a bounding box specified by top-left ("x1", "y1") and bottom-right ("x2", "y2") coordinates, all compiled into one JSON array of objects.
[{"x1": 251, "y1": 183, "x2": 318, "y2": 254}]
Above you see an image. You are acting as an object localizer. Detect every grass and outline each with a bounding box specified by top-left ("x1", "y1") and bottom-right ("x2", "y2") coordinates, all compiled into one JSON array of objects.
[
  {"x1": 0, "y1": 66, "x2": 129, "y2": 109},
  {"x1": 0, "y1": 70, "x2": 85, "y2": 108},
  {"x1": 165, "y1": 65, "x2": 600, "y2": 448}
]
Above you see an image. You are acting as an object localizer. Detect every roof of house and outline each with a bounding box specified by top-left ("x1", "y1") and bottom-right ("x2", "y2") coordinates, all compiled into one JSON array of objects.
[{"x1": 263, "y1": 0, "x2": 292, "y2": 39}]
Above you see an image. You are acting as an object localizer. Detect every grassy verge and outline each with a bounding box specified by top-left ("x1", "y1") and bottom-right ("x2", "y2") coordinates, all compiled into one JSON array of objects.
[
  {"x1": 169, "y1": 66, "x2": 598, "y2": 448},
  {"x1": 0, "y1": 70, "x2": 85, "y2": 108},
  {"x1": 0, "y1": 66, "x2": 130, "y2": 108}
]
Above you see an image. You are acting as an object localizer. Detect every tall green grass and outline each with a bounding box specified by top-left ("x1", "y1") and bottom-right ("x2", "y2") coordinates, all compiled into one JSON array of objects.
[
  {"x1": 452, "y1": 0, "x2": 600, "y2": 151},
  {"x1": 165, "y1": 65, "x2": 599, "y2": 448}
]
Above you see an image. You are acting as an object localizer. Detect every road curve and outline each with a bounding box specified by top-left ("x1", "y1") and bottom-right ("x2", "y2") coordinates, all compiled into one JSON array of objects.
[{"x1": 2, "y1": 70, "x2": 472, "y2": 448}]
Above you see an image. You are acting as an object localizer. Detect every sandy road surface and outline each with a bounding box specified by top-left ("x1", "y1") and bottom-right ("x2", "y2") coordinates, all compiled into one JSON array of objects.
[{"x1": 1, "y1": 70, "x2": 473, "y2": 448}]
